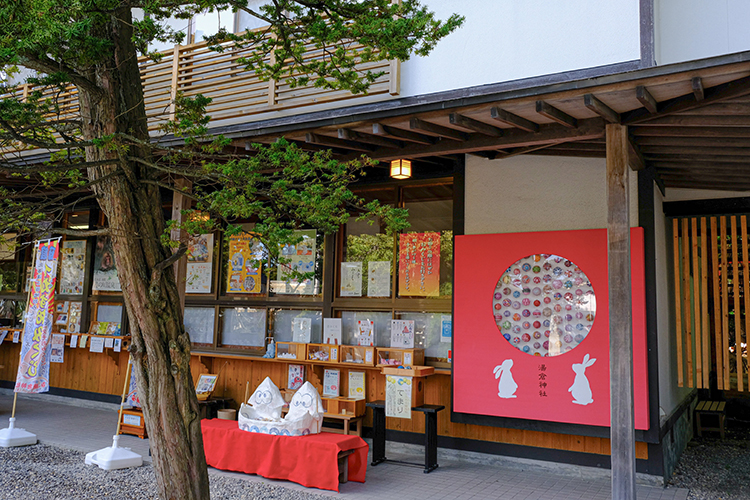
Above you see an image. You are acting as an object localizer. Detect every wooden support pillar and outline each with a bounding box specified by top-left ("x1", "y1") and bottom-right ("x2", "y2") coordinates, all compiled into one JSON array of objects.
[
  {"x1": 606, "y1": 123, "x2": 636, "y2": 500},
  {"x1": 171, "y1": 178, "x2": 192, "y2": 313}
]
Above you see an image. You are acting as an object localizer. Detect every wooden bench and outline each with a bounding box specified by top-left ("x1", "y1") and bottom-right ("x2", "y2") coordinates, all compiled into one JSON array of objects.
[{"x1": 695, "y1": 401, "x2": 726, "y2": 439}]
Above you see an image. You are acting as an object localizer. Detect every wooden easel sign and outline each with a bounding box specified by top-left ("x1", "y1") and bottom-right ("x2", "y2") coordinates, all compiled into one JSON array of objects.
[{"x1": 196, "y1": 374, "x2": 218, "y2": 401}]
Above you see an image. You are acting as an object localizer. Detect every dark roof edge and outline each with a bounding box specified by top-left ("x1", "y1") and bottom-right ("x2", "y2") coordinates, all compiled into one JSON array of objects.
[{"x1": 214, "y1": 50, "x2": 750, "y2": 139}]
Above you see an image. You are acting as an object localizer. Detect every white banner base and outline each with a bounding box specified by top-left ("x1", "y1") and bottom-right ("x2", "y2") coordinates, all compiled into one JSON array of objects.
[
  {"x1": 85, "y1": 435, "x2": 143, "y2": 470},
  {"x1": 0, "y1": 417, "x2": 37, "y2": 447}
]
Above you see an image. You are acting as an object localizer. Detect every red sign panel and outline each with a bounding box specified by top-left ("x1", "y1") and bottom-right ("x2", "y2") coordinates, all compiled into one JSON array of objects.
[{"x1": 453, "y1": 228, "x2": 649, "y2": 429}]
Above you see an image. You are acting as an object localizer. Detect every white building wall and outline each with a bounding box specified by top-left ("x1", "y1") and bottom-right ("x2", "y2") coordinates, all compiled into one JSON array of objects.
[
  {"x1": 655, "y1": 0, "x2": 750, "y2": 65},
  {"x1": 399, "y1": 0, "x2": 641, "y2": 97},
  {"x1": 465, "y1": 154, "x2": 638, "y2": 235}
]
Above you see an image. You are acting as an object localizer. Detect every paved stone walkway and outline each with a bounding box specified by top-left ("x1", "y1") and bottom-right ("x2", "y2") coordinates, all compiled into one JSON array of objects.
[{"x1": 0, "y1": 391, "x2": 688, "y2": 500}]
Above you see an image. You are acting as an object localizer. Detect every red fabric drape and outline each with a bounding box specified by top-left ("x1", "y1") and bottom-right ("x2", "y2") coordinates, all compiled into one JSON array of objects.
[{"x1": 201, "y1": 419, "x2": 368, "y2": 492}]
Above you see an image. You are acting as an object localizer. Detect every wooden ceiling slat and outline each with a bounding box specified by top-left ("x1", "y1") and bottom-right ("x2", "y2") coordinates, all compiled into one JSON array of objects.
[
  {"x1": 636, "y1": 115, "x2": 750, "y2": 127},
  {"x1": 639, "y1": 145, "x2": 750, "y2": 157},
  {"x1": 644, "y1": 154, "x2": 750, "y2": 164},
  {"x1": 584, "y1": 94, "x2": 621, "y2": 124},
  {"x1": 632, "y1": 126, "x2": 750, "y2": 138},
  {"x1": 635, "y1": 137, "x2": 750, "y2": 148},
  {"x1": 692, "y1": 77, "x2": 705, "y2": 101},
  {"x1": 655, "y1": 163, "x2": 750, "y2": 173},
  {"x1": 372, "y1": 123, "x2": 436, "y2": 145},
  {"x1": 490, "y1": 107, "x2": 540, "y2": 132},
  {"x1": 664, "y1": 179, "x2": 750, "y2": 191},
  {"x1": 410, "y1": 118, "x2": 469, "y2": 141},
  {"x1": 536, "y1": 101, "x2": 578, "y2": 128},
  {"x1": 449, "y1": 113, "x2": 504, "y2": 136},
  {"x1": 338, "y1": 128, "x2": 403, "y2": 149},
  {"x1": 305, "y1": 133, "x2": 376, "y2": 152}
]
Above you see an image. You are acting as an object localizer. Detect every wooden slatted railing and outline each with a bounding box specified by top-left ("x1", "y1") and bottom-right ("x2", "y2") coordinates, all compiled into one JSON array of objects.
[
  {"x1": 3, "y1": 27, "x2": 400, "y2": 151},
  {"x1": 673, "y1": 215, "x2": 748, "y2": 391}
]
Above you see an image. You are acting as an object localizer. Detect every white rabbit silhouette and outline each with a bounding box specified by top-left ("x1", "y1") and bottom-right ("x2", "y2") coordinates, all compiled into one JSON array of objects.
[
  {"x1": 493, "y1": 359, "x2": 518, "y2": 398},
  {"x1": 569, "y1": 353, "x2": 596, "y2": 405}
]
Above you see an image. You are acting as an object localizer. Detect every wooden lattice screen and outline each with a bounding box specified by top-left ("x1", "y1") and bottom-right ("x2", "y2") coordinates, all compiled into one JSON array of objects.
[{"x1": 673, "y1": 216, "x2": 748, "y2": 391}]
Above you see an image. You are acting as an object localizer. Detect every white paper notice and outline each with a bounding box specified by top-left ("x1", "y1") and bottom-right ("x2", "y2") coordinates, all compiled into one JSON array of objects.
[
  {"x1": 390, "y1": 320, "x2": 415, "y2": 349},
  {"x1": 357, "y1": 320, "x2": 374, "y2": 346},
  {"x1": 113, "y1": 338, "x2": 122, "y2": 353},
  {"x1": 0, "y1": 330, "x2": 7, "y2": 345},
  {"x1": 89, "y1": 336, "x2": 105, "y2": 353},
  {"x1": 367, "y1": 261, "x2": 391, "y2": 297},
  {"x1": 385, "y1": 375, "x2": 412, "y2": 419},
  {"x1": 365, "y1": 350, "x2": 373, "y2": 364},
  {"x1": 292, "y1": 317, "x2": 312, "y2": 343},
  {"x1": 323, "y1": 369, "x2": 340, "y2": 397},
  {"x1": 104, "y1": 337, "x2": 114, "y2": 349},
  {"x1": 348, "y1": 371, "x2": 366, "y2": 400},
  {"x1": 50, "y1": 334, "x2": 65, "y2": 363},
  {"x1": 340, "y1": 262, "x2": 362, "y2": 297},
  {"x1": 323, "y1": 318, "x2": 342, "y2": 345},
  {"x1": 70, "y1": 335, "x2": 78, "y2": 348},
  {"x1": 441, "y1": 314, "x2": 452, "y2": 343},
  {"x1": 12, "y1": 330, "x2": 20, "y2": 343},
  {"x1": 288, "y1": 364, "x2": 305, "y2": 390},
  {"x1": 186, "y1": 234, "x2": 214, "y2": 293}
]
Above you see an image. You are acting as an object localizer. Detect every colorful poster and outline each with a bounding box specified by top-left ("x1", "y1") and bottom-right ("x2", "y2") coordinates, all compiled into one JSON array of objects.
[
  {"x1": 288, "y1": 364, "x2": 305, "y2": 390},
  {"x1": 340, "y1": 262, "x2": 362, "y2": 297},
  {"x1": 399, "y1": 232, "x2": 440, "y2": 297},
  {"x1": 67, "y1": 302, "x2": 82, "y2": 334},
  {"x1": 186, "y1": 234, "x2": 213, "y2": 294},
  {"x1": 348, "y1": 371, "x2": 366, "y2": 400},
  {"x1": 276, "y1": 229, "x2": 316, "y2": 295},
  {"x1": 367, "y1": 261, "x2": 391, "y2": 297},
  {"x1": 59, "y1": 240, "x2": 86, "y2": 295},
  {"x1": 113, "y1": 338, "x2": 122, "y2": 352},
  {"x1": 323, "y1": 369, "x2": 340, "y2": 397},
  {"x1": 390, "y1": 320, "x2": 415, "y2": 349},
  {"x1": 323, "y1": 318, "x2": 342, "y2": 345},
  {"x1": 15, "y1": 238, "x2": 60, "y2": 393},
  {"x1": 92, "y1": 235, "x2": 121, "y2": 291},
  {"x1": 357, "y1": 320, "x2": 374, "y2": 347},
  {"x1": 50, "y1": 334, "x2": 65, "y2": 363},
  {"x1": 292, "y1": 317, "x2": 312, "y2": 343},
  {"x1": 385, "y1": 375, "x2": 412, "y2": 419},
  {"x1": 226, "y1": 233, "x2": 263, "y2": 294}
]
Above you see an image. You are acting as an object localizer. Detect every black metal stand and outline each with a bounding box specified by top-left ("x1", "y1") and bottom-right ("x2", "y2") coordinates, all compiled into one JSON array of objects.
[{"x1": 366, "y1": 400, "x2": 445, "y2": 473}]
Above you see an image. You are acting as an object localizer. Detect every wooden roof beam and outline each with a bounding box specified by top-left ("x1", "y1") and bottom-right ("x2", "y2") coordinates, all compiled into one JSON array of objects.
[
  {"x1": 410, "y1": 118, "x2": 469, "y2": 141},
  {"x1": 628, "y1": 139, "x2": 645, "y2": 171},
  {"x1": 663, "y1": 179, "x2": 750, "y2": 191},
  {"x1": 631, "y1": 126, "x2": 750, "y2": 138},
  {"x1": 490, "y1": 107, "x2": 539, "y2": 133},
  {"x1": 536, "y1": 101, "x2": 578, "y2": 128},
  {"x1": 692, "y1": 77, "x2": 705, "y2": 102},
  {"x1": 372, "y1": 123, "x2": 436, "y2": 145},
  {"x1": 639, "y1": 145, "x2": 750, "y2": 156},
  {"x1": 305, "y1": 133, "x2": 376, "y2": 153},
  {"x1": 625, "y1": 74, "x2": 750, "y2": 125},
  {"x1": 337, "y1": 128, "x2": 403, "y2": 149},
  {"x1": 370, "y1": 118, "x2": 605, "y2": 161},
  {"x1": 636, "y1": 86, "x2": 658, "y2": 114},
  {"x1": 449, "y1": 113, "x2": 504, "y2": 137},
  {"x1": 643, "y1": 153, "x2": 750, "y2": 163},
  {"x1": 584, "y1": 94, "x2": 621, "y2": 124}
]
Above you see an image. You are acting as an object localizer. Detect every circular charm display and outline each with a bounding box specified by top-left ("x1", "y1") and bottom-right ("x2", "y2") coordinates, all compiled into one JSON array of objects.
[{"x1": 492, "y1": 254, "x2": 596, "y2": 357}]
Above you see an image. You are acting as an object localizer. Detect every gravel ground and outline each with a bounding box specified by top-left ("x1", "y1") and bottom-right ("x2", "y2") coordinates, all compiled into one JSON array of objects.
[
  {"x1": 667, "y1": 419, "x2": 750, "y2": 500},
  {"x1": 0, "y1": 444, "x2": 329, "y2": 500}
]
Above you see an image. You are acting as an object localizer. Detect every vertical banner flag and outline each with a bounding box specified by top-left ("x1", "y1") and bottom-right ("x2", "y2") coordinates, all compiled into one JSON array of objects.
[{"x1": 15, "y1": 239, "x2": 61, "y2": 393}]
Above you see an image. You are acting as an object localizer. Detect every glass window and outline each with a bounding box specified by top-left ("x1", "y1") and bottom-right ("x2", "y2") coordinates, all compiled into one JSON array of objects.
[
  {"x1": 219, "y1": 307, "x2": 266, "y2": 348},
  {"x1": 97, "y1": 304, "x2": 123, "y2": 323},
  {"x1": 269, "y1": 230, "x2": 324, "y2": 297},
  {"x1": 397, "y1": 312, "x2": 450, "y2": 360},
  {"x1": 341, "y1": 188, "x2": 397, "y2": 298},
  {"x1": 271, "y1": 309, "x2": 322, "y2": 343},
  {"x1": 185, "y1": 307, "x2": 215, "y2": 345},
  {"x1": 399, "y1": 184, "x2": 453, "y2": 299},
  {"x1": 341, "y1": 311, "x2": 392, "y2": 347}
]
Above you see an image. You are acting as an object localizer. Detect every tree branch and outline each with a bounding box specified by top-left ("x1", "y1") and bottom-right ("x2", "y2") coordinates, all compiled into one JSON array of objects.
[
  {"x1": 16, "y1": 53, "x2": 103, "y2": 100},
  {"x1": 52, "y1": 227, "x2": 111, "y2": 237}
]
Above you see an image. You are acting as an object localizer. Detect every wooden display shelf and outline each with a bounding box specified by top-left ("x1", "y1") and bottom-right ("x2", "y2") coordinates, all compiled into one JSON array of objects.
[
  {"x1": 275, "y1": 341, "x2": 306, "y2": 361},
  {"x1": 381, "y1": 366, "x2": 435, "y2": 377},
  {"x1": 307, "y1": 343, "x2": 340, "y2": 363},
  {"x1": 321, "y1": 396, "x2": 366, "y2": 417},
  {"x1": 339, "y1": 345, "x2": 375, "y2": 366},
  {"x1": 376, "y1": 348, "x2": 424, "y2": 367}
]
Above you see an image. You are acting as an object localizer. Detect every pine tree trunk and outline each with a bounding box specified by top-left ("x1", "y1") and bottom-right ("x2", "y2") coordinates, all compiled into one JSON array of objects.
[{"x1": 77, "y1": 8, "x2": 210, "y2": 500}]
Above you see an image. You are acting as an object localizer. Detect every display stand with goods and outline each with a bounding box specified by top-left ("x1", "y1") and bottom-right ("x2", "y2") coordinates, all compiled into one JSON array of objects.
[{"x1": 238, "y1": 378, "x2": 325, "y2": 436}]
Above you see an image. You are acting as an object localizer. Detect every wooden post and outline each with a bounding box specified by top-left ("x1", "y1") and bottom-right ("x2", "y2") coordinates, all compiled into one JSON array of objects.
[
  {"x1": 606, "y1": 123, "x2": 636, "y2": 500},
  {"x1": 171, "y1": 178, "x2": 192, "y2": 313}
]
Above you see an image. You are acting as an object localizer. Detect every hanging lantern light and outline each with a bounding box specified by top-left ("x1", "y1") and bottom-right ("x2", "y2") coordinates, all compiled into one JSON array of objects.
[{"x1": 390, "y1": 159, "x2": 412, "y2": 179}]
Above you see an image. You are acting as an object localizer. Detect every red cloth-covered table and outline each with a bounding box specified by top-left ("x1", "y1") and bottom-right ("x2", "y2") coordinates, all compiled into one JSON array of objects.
[{"x1": 201, "y1": 419, "x2": 368, "y2": 492}]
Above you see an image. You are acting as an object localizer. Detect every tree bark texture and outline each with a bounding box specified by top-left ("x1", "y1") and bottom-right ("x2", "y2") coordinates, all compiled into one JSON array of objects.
[{"x1": 77, "y1": 8, "x2": 210, "y2": 500}]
